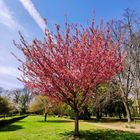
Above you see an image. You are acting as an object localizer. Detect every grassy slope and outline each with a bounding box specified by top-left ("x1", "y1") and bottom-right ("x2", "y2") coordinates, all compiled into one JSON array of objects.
[{"x1": 0, "y1": 116, "x2": 140, "y2": 140}]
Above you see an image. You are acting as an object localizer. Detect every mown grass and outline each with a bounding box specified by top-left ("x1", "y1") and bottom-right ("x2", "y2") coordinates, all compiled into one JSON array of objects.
[{"x1": 0, "y1": 115, "x2": 140, "y2": 140}]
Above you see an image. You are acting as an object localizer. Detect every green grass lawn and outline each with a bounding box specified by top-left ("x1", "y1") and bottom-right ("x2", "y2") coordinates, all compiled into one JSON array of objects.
[{"x1": 0, "y1": 115, "x2": 140, "y2": 140}]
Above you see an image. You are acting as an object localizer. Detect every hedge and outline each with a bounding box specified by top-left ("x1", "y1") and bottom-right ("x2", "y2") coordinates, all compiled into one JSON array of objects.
[{"x1": 0, "y1": 115, "x2": 28, "y2": 129}]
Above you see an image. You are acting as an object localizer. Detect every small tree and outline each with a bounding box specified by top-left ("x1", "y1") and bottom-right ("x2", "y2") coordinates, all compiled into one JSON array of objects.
[
  {"x1": 29, "y1": 95, "x2": 54, "y2": 121},
  {"x1": 15, "y1": 20, "x2": 126, "y2": 136},
  {"x1": 0, "y1": 96, "x2": 10, "y2": 117}
]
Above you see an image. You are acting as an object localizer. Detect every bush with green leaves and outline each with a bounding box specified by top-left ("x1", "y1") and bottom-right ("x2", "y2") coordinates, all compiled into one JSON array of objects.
[{"x1": 0, "y1": 96, "x2": 10, "y2": 116}]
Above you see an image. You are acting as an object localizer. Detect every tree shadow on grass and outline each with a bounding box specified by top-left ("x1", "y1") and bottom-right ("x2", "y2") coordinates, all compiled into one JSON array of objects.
[
  {"x1": 37, "y1": 120, "x2": 73, "y2": 123},
  {"x1": 0, "y1": 124, "x2": 23, "y2": 132},
  {"x1": 0, "y1": 115, "x2": 28, "y2": 129},
  {"x1": 60, "y1": 129, "x2": 140, "y2": 140},
  {"x1": 16, "y1": 120, "x2": 26, "y2": 123}
]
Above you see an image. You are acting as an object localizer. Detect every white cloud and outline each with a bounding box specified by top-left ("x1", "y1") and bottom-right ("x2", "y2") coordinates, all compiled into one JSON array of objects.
[
  {"x1": 19, "y1": 0, "x2": 47, "y2": 32},
  {"x1": 0, "y1": 66, "x2": 20, "y2": 77},
  {"x1": 0, "y1": 0, "x2": 26, "y2": 32},
  {"x1": 0, "y1": 79, "x2": 22, "y2": 90},
  {"x1": 0, "y1": 66, "x2": 23, "y2": 89}
]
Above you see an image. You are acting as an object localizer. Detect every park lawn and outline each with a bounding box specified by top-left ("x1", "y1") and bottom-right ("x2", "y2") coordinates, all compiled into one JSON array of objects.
[{"x1": 0, "y1": 116, "x2": 140, "y2": 140}]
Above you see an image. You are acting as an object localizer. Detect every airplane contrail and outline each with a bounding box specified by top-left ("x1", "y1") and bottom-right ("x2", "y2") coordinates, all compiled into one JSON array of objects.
[{"x1": 19, "y1": 0, "x2": 47, "y2": 32}]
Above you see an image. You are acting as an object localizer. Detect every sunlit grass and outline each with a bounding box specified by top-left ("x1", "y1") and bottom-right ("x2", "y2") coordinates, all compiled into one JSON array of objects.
[{"x1": 0, "y1": 115, "x2": 140, "y2": 140}]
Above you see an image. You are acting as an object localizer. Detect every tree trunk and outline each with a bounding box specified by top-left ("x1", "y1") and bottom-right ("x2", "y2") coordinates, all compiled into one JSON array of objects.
[
  {"x1": 44, "y1": 113, "x2": 47, "y2": 122},
  {"x1": 136, "y1": 89, "x2": 140, "y2": 114},
  {"x1": 74, "y1": 112, "x2": 79, "y2": 137},
  {"x1": 96, "y1": 108, "x2": 102, "y2": 121},
  {"x1": 123, "y1": 101, "x2": 131, "y2": 122},
  {"x1": 119, "y1": 113, "x2": 122, "y2": 120}
]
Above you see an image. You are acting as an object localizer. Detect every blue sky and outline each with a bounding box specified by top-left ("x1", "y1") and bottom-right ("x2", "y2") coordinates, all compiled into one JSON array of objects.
[{"x1": 0, "y1": 0, "x2": 140, "y2": 89}]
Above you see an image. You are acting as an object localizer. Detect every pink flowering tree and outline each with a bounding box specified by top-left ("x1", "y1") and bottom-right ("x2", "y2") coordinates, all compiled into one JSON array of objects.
[{"x1": 15, "y1": 20, "x2": 126, "y2": 136}]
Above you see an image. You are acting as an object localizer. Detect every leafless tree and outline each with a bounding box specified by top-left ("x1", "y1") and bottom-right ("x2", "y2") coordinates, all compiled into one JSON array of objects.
[{"x1": 110, "y1": 8, "x2": 140, "y2": 122}]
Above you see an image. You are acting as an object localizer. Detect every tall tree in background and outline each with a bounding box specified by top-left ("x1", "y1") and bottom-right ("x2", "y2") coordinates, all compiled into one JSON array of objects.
[
  {"x1": 110, "y1": 8, "x2": 140, "y2": 122},
  {"x1": 19, "y1": 88, "x2": 32, "y2": 114},
  {"x1": 11, "y1": 88, "x2": 32, "y2": 114},
  {"x1": 15, "y1": 20, "x2": 125, "y2": 136}
]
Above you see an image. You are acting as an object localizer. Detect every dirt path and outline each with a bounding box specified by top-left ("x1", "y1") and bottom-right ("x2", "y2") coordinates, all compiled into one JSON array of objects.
[{"x1": 83, "y1": 121, "x2": 140, "y2": 133}]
